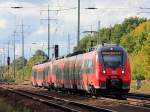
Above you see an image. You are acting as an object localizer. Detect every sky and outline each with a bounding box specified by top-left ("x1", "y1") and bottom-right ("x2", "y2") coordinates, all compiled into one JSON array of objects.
[{"x1": 0, "y1": 0, "x2": 149, "y2": 64}]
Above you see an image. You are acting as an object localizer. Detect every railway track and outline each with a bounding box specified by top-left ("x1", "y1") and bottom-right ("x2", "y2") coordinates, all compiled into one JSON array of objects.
[
  {"x1": 1, "y1": 85, "x2": 150, "y2": 112},
  {"x1": 128, "y1": 93, "x2": 150, "y2": 100},
  {"x1": 98, "y1": 96, "x2": 150, "y2": 109},
  {"x1": 7, "y1": 88, "x2": 114, "y2": 112},
  {"x1": 19, "y1": 88, "x2": 150, "y2": 112}
]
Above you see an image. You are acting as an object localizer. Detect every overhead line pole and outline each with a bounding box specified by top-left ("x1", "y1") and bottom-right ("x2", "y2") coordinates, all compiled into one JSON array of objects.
[
  {"x1": 21, "y1": 21, "x2": 24, "y2": 80},
  {"x1": 41, "y1": 5, "x2": 57, "y2": 59},
  {"x1": 16, "y1": 22, "x2": 29, "y2": 80},
  {"x1": 3, "y1": 48, "x2": 5, "y2": 79},
  {"x1": 7, "y1": 41, "x2": 10, "y2": 79},
  {"x1": 98, "y1": 20, "x2": 101, "y2": 45},
  {"x1": 77, "y1": 0, "x2": 80, "y2": 47},
  {"x1": 13, "y1": 30, "x2": 16, "y2": 80},
  {"x1": 48, "y1": 5, "x2": 50, "y2": 59},
  {"x1": 68, "y1": 34, "x2": 70, "y2": 54},
  {"x1": 11, "y1": 6, "x2": 25, "y2": 80}
]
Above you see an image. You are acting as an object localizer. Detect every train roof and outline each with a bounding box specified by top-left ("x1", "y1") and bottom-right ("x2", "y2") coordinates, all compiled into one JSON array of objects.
[
  {"x1": 33, "y1": 43, "x2": 124, "y2": 66},
  {"x1": 97, "y1": 43, "x2": 125, "y2": 52}
]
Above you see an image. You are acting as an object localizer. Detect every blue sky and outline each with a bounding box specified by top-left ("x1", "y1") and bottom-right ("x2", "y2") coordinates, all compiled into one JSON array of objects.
[{"x1": 0, "y1": 0, "x2": 149, "y2": 64}]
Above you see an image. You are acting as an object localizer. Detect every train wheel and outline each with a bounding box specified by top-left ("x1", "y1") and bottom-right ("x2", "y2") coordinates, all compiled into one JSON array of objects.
[
  {"x1": 51, "y1": 83, "x2": 55, "y2": 90},
  {"x1": 89, "y1": 85, "x2": 97, "y2": 98},
  {"x1": 121, "y1": 94, "x2": 127, "y2": 100},
  {"x1": 116, "y1": 94, "x2": 127, "y2": 100},
  {"x1": 48, "y1": 85, "x2": 51, "y2": 91}
]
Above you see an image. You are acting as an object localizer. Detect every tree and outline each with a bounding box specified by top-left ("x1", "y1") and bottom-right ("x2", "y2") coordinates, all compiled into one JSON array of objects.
[
  {"x1": 24, "y1": 50, "x2": 47, "y2": 80},
  {"x1": 11, "y1": 57, "x2": 27, "y2": 70}
]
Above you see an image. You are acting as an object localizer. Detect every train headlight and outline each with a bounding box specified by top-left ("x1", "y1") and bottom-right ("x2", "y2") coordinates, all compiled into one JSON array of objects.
[
  {"x1": 121, "y1": 69, "x2": 125, "y2": 74},
  {"x1": 103, "y1": 70, "x2": 106, "y2": 74}
]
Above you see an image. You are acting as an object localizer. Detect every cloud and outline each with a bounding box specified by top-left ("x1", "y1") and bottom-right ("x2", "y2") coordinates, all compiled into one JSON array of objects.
[
  {"x1": 35, "y1": 26, "x2": 47, "y2": 35},
  {"x1": 31, "y1": 26, "x2": 57, "y2": 36},
  {"x1": 0, "y1": 19, "x2": 7, "y2": 29},
  {"x1": 25, "y1": 25, "x2": 58, "y2": 45},
  {"x1": 15, "y1": 44, "x2": 22, "y2": 56},
  {"x1": 0, "y1": 0, "x2": 149, "y2": 59},
  {"x1": 0, "y1": 1, "x2": 42, "y2": 18}
]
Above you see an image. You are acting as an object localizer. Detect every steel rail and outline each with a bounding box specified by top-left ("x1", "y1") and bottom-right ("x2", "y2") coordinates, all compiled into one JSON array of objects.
[
  {"x1": 128, "y1": 93, "x2": 150, "y2": 100},
  {"x1": 8, "y1": 89, "x2": 114, "y2": 112},
  {"x1": 98, "y1": 96, "x2": 150, "y2": 110}
]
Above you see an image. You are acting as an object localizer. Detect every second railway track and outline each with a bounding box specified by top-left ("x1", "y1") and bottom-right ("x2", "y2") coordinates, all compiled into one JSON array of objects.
[{"x1": 128, "y1": 93, "x2": 150, "y2": 100}]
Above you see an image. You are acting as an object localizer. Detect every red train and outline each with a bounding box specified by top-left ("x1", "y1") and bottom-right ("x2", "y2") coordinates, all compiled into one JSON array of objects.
[{"x1": 31, "y1": 44, "x2": 131, "y2": 97}]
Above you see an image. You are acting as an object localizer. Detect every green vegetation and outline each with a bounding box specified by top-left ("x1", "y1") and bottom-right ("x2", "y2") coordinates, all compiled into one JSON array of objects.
[
  {"x1": 24, "y1": 50, "x2": 48, "y2": 80},
  {"x1": 131, "y1": 80, "x2": 150, "y2": 93},
  {"x1": 0, "y1": 50, "x2": 48, "y2": 81},
  {"x1": 76, "y1": 17, "x2": 150, "y2": 80},
  {"x1": 0, "y1": 16, "x2": 149, "y2": 82},
  {"x1": 76, "y1": 17, "x2": 147, "y2": 51}
]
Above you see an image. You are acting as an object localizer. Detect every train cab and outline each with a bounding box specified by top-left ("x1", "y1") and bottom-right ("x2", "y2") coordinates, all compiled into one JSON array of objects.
[{"x1": 97, "y1": 44, "x2": 131, "y2": 95}]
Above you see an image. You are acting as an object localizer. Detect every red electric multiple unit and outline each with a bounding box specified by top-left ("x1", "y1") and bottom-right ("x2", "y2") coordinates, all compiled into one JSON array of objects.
[{"x1": 31, "y1": 44, "x2": 131, "y2": 97}]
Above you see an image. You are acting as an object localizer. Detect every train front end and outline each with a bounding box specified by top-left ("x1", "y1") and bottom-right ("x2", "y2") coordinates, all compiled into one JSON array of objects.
[{"x1": 97, "y1": 44, "x2": 131, "y2": 95}]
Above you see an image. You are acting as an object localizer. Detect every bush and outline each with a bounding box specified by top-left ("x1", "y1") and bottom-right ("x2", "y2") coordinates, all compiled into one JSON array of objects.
[{"x1": 135, "y1": 74, "x2": 145, "y2": 80}]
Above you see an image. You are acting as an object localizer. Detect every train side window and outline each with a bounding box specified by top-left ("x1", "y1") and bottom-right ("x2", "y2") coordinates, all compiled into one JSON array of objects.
[
  {"x1": 42, "y1": 71, "x2": 44, "y2": 79},
  {"x1": 32, "y1": 71, "x2": 34, "y2": 77},
  {"x1": 65, "y1": 61, "x2": 69, "y2": 80},
  {"x1": 54, "y1": 65, "x2": 57, "y2": 77},
  {"x1": 55, "y1": 66, "x2": 57, "y2": 76},
  {"x1": 71, "y1": 67, "x2": 74, "y2": 80},
  {"x1": 44, "y1": 69, "x2": 48, "y2": 78},
  {"x1": 38, "y1": 71, "x2": 43, "y2": 80},
  {"x1": 57, "y1": 67, "x2": 60, "y2": 79},
  {"x1": 43, "y1": 71, "x2": 45, "y2": 79},
  {"x1": 39, "y1": 71, "x2": 42, "y2": 79},
  {"x1": 35, "y1": 71, "x2": 37, "y2": 78},
  {"x1": 48, "y1": 66, "x2": 51, "y2": 75},
  {"x1": 63, "y1": 65, "x2": 66, "y2": 80},
  {"x1": 88, "y1": 60, "x2": 94, "y2": 74},
  {"x1": 83, "y1": 60, "x2": 88, "y2": 74},
  {"x1": 37, "y1": 71, "x2": 40, "y2": 79},
  {"x1": 53, "y1": 66, "x2": 55, "y2": 75},
  {"x1": 46, "y1": 68, "x2": 49, "y2": 76},
  {"x1": 54, "y1": 65, "x2": 62, "y2": 79},
  {"x1": 80, "y1": 60, "x2": 85, "y2": 74},
  {"x1": 84, "y1": 59, "x2": 94, "y2": 74}
]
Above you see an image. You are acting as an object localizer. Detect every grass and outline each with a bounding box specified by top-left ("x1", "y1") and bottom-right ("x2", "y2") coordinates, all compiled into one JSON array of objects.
[{"x1": 130, "y1": 80, "x2": 150, "y2": 93}]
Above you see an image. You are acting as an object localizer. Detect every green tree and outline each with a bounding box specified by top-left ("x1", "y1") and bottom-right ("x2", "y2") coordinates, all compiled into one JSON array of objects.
[{"x1": 24, "y1": 50, "x2": 48, "y2": 80}]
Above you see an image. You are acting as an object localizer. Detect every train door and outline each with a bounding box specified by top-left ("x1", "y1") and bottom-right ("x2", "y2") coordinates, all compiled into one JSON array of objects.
[
  {"x1": 84, "y1": 53, "x2": 95, "y2": 92},
  {"x1": 48, "y1": 63, "x2": 52, "y2": 85},
  {"x1": 82, "y1": 53, "x2": 95, "y2": 91},
  {"x1": 45, "y1": 67, "x2": 49, "y2": 85},
  {"x1": 64, "y1": 58, "x2": 69, "y2": 89},
  {"x1": 32, "y1": 70, "x2": 37, "y2": 86},
  {"x1": 75, "y1": 54, "x2": 83, "y2": 90},
  {"x1": 69, "y1": 56, "x2": 76, "y2": 89},
  {"x1": 82, "y1": 58, "x2": 89, "y2": 91},
  {"x1": 51, "y1": 61, "x2": 56, "y2": 85},
  {"x1": 60, "y1": 59, "x2": 65, "y2": 88},
  {"x1": 72, "y1": 56, "x2": 77, "y2": 89},
  {"x1": 43, "y1": 65, "x2": 49, "y2": 87},
  {"x1": 43, "y1": 67, "x2": 46, "y2": 86},
  {"x1": 68, "y1": 58, "x2": 72, "y2": 89}
]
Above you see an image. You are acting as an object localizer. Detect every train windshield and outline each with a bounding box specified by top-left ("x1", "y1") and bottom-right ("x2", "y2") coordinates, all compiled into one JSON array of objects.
[{"x1": 101, "y1": 51, "x2": 122, "y2": 68}]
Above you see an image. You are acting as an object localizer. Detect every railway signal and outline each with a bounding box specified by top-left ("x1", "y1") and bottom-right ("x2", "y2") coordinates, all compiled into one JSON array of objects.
[
  {"x1": 7, "y1": 56, "x2": 10, "y2": 66},
  {"x1": 54, "y1": 44, "x2": 59, "y2": 58}
]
